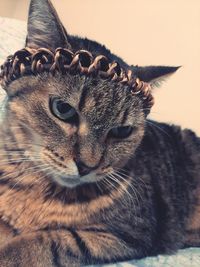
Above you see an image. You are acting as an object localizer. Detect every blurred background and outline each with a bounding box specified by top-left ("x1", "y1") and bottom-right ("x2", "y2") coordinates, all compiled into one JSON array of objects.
[{"x1": 0, "y1": 0, "x2": 200, "y2": 134}]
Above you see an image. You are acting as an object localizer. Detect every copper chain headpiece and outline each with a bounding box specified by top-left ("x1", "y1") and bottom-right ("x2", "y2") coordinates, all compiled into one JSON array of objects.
[{"x1": 0, "y1": 47, "x2": 154, "y2": 113}]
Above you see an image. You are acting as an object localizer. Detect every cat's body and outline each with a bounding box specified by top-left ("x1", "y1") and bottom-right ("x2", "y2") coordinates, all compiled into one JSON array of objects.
[
  {"x1": 0, "y1": 0, "x2": 199, "y2": 266},
  {"x1": 0, "y1": 116, "x2": 199, "y2": 266}
]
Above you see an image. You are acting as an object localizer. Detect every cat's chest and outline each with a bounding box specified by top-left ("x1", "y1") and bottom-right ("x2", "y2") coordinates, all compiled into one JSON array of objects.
[{"x1": 0, "y1": 189, "x2": 118, "y2": 233}]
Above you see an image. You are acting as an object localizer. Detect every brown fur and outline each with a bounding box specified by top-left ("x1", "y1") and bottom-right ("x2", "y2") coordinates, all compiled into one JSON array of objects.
[{"x1": 0, "y1": 0, "x2": 199, "y2": 266}]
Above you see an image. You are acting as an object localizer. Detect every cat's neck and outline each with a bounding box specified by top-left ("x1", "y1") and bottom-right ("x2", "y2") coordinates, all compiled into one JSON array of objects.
[{"x1": 0, "y1": 160, "x2": 131, "y2": 233}]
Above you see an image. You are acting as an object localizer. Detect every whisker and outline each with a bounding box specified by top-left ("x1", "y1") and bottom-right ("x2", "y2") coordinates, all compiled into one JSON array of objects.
[
  {"x1": 112, "y1": 172, "x2": 141, "y2": 211},
  {"x1": 113, "y1": 172, "x2": 139, "y2": 200},
  {"x1": 0, "y1": 159, "x2": 42, "y2": 168},
  {"x1": 146, "y1": 120, "x2": 171, "y2": 138},
  {"x1": 0, "y1": 141, "x2": 44, "y2": 149},
  {"x1": 0, "y1": 157, "x2": 41, "y2": 163},
  {"x1": 0, "y1": 163, "x2": 50, "y2": 180},
  {"x1": 114, "y1": 168, "x2": 147, "y2": 200},
  {"x1": 4, "y1": 166, "x2": 51, "y2": 196},
  {"x1": 106, "y1": 174, "x2": 135, "y2": 214},
  {"x1": 108, "y1": 173, "x2": 133, "y2": 203},
  {"x1": 101, "y1": 177, "x2": 125, "y2": 203},
  {"x1": 96, "y1": 181, "x2": 104, "y2": 194}
]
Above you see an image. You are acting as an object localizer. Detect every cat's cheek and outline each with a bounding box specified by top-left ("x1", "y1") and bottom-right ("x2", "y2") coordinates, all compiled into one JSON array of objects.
[{"x1": 104, "y1": 147, "x2": 128, "y2": 169}]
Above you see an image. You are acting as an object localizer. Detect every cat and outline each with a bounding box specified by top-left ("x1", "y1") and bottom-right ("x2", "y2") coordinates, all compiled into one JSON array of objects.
[{"x1": 0, "y1": 0, "x2": 199, "y2": 266}]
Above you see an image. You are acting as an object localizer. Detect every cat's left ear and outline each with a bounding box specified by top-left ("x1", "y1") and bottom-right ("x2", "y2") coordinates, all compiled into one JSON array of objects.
[
  {"x1": 131, "y1": 65, "x2": 181, "y2": 87},
  {"x1": 26, "y1": 0, "x2": 71, "y2": 50}
]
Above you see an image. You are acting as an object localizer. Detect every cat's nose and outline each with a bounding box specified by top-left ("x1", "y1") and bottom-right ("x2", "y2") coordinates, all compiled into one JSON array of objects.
[{"x1": 74, "y1": 159, "x2": 93, "y2": 176}]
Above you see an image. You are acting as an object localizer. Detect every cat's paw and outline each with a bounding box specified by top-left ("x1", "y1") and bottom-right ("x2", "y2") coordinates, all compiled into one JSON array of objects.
[{"x1": 0, "y1": 235, "x2": 53, "y2": 267}]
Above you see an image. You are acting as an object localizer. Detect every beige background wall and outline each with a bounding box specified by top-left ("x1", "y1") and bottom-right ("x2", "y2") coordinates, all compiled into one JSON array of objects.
[{"x1": 0, "y1": 0, "x2": 200, "y2": 135}]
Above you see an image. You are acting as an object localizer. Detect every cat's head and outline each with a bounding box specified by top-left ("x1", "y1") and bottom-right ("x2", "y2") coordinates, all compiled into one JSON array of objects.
[{"x1": 0, "y1": 0, "x2": 179, "y2": 189}]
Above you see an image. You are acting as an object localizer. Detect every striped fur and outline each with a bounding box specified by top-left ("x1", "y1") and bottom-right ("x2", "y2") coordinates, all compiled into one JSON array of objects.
[
  {"x1": 0, "y1": 0, "x2": 199, "y2": 266},
  {"x1": 0, "y1": 91, "x2": 199, "y2": 266}
]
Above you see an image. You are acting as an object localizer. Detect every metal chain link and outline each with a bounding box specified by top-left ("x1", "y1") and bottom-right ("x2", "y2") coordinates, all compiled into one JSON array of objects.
[{"x1": 0, "y1": 47, "x2": 154, "y2": 111}]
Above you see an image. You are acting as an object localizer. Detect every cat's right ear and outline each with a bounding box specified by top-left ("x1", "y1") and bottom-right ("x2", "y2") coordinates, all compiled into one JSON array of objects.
[
  {"x1": 26, "y1": 0, "x2": 71, "y2": 50},
  {"x1": 131, "y1": 65, "x2": 180, "y2": 88}
]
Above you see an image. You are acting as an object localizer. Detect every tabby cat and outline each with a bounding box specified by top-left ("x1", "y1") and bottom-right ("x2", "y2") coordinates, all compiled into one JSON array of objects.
[{"x1": 0, "y1": 0, "x2": 199, "y2": 266}]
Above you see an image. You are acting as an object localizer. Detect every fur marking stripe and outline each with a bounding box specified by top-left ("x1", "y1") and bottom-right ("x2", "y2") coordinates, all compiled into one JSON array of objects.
[
  {"x1": 51, "y1": 241, "x2": 63, "y2": 267},
  {"x1": 70, "y1": 229, "x2": 92, "y2": 264}
]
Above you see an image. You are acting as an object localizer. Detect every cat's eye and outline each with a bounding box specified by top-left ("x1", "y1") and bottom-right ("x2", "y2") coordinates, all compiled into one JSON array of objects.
[
  {"x1": 108, "y1": 126, "x2": 134, "y2": 139},
  {"x1": 50, "y1": 97, "x2": 79, "y2": 123}
]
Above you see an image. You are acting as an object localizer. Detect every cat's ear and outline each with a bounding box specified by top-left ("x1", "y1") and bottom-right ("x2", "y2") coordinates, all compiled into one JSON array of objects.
[
  {"x1": 26, "y1": 0, "x2": 71, "y2": 50},
  {"x1": 132, "y1": 66, "x2": 181, "y2": 87}
]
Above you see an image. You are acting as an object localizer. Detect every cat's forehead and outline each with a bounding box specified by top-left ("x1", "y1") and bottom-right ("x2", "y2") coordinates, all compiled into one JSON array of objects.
[
  {"x1": 52, "y1": 74, "x2": 134, "y2": 104},
  {"x1": 8, "y1": 73, "x2": 143, "y2": 126},
  {"x1": 48, "y1": 74, "x2": 143, "y2": 127},
  {"x1": 55, "y1": 73, "x2": 130, "y2": 103}
]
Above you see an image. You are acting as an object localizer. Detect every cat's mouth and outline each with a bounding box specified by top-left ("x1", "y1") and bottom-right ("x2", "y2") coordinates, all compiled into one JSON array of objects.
[
  {"x1": 50, "y1": 171, "x2": 106, "y2": 188},
  {"x1": 40, "y1": 153, "x2": 111, "y2": 188},
  {"x1": 49, "y1": 171, "x2": 102, "y2": 188},
  {"x1": 56, "y1": 175, "x2": 83, "y2": 188}
]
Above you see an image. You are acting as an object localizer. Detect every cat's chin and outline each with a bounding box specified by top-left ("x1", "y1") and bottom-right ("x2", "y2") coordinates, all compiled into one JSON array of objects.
[
  {"x1": 51, "y1": 173, "x2": 104, "y2": 188},
  {"x1": 53, "y1": 176, "x2": 83, "y2": 188}
]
